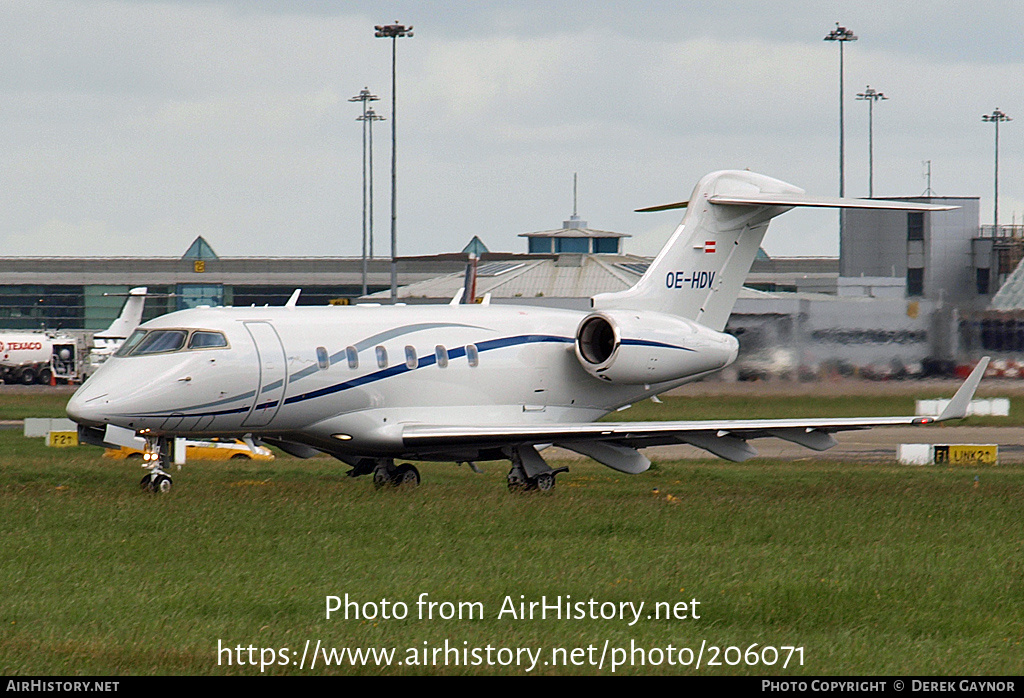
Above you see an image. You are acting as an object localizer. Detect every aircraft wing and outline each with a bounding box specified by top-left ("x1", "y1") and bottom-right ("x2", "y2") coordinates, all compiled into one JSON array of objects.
[{"x1": 402, "y1": 358, "x2": 989, "y2": 467}]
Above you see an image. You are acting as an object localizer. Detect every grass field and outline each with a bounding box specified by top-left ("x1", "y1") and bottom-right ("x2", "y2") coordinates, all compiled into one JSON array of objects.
[{"x1": 2, "y1": 416, "x2": 1023, "y2": 676}]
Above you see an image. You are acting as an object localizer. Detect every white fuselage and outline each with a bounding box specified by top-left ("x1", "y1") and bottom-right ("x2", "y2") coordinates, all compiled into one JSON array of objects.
[{"x1": 66, "y1": 302, "x2": 737, "y2": 459}]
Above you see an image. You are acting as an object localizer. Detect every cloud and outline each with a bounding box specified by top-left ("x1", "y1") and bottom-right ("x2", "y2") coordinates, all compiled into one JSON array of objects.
[{"x1": 0, "y1": 1, "x2": 1019, "y2": 260}]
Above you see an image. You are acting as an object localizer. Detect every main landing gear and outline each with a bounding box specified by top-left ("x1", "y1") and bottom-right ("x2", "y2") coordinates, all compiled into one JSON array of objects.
[
  {"x1": 371, "y1": 460, "x2": 421, "y2": 489},
  {"x1": 139, "y1": 436, "x2": 173, "y2": 494},
  {"x1": 506, "y1": 445, "x2": 568, "y2": 493}
]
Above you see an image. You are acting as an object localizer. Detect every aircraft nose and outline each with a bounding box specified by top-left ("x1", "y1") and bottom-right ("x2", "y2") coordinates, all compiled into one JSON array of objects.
[{"x1": 66, "y1": 384, "x2": 110, "y2": 427}]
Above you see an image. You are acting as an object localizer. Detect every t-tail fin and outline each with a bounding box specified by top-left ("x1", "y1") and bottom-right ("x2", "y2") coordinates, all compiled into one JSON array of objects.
[
  {"x1": 94, "y1": 287, "x2": 147, "y2": 340},
  {"x1": 592, "y1": 170, "x2": 956, "y2": 331}
]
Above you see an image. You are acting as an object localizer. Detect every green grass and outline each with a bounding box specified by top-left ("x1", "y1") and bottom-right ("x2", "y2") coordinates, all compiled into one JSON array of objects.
[
  {"x1": 0, "y1": 392, "x2": 72, "y2": 420},
  {"x1": 2, "y1": 430, "x2": 1023, "y2": 675}
]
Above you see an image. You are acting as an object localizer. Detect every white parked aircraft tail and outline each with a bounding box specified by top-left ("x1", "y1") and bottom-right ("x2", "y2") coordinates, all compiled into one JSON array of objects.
[
  {"x1": 592, "y1": 170, "x2": 956, "y2": 331},
  {"x1": 94, "y1": 287, "x2": 148, "y2": 341}
]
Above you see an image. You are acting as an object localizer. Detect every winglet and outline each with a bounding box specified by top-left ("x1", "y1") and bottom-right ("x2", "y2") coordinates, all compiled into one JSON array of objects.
[{"x1": 937, "y1": 357, "x2": 991, "y2": 421}]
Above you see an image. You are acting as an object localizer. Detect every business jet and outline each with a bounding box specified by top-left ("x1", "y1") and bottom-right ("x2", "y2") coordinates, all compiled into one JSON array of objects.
[{"x1": 66, "y1": 170, "x2": 988, "y2": 494}]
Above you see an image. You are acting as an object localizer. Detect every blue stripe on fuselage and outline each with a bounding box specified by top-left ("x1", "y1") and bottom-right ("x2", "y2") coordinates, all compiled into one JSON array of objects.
[
  {"x1": 117, "y1": 334, "x2": 574, "y2": 420},
  {"x1": 282, "y1": 334, "x2": 573, "y2": 407}
]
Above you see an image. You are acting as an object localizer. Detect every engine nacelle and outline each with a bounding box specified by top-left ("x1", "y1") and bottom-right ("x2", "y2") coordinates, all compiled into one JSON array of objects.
[{"x1": 574, "y1": 310, "x2": 738, "y2": 384}]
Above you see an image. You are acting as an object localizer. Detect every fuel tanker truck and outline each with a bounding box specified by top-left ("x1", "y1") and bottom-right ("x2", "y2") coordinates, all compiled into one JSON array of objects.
[{"x1": 0, "y1": 333, "x2": 78, "y2": 385}]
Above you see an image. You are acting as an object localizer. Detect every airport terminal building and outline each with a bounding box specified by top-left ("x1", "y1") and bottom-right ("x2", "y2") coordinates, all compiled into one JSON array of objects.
[
  {"x1": 0, "y1": 236, "x2": 468, "y2": 331},
  {"x1": 2, "y1": 193, "x2": 1021, "y2": 376}
]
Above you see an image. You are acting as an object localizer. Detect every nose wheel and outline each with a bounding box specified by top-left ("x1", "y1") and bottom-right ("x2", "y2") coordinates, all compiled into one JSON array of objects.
[
  {"x1": 139, "y1": 436, "x2": 174, "y2": 494},
  {"x1": 140, "y1": 472, "x2": 173, "y2": 494}
]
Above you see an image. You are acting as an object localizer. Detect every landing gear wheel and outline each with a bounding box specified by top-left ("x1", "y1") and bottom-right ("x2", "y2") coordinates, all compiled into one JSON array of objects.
[
  {"x1": 139, "y1": 473, "x2": 153, "y2": 490},
  {"x1": 534, "y1": 472, "x2": 555, "y2": 492},
  {"x1": 391, "y1": 464, "x2": 420, "y2": 488},
  {"x1": 507, "y1": 470, "x2": 530, "y2": 493},
  {"x1": 372, "y1": 468, "x2": 392, "y2": 490},
  {"x1": 150, "y1": 474, "x2": 173, "y2": 494}
]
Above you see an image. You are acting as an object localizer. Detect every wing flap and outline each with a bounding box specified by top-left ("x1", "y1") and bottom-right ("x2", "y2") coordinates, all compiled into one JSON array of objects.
[
  {"x1": 403, "y1": 414, "x2": 925, "y2": 450},
  {"x1": 403, "y1": 359, "x2": 990, "y2": 459}
]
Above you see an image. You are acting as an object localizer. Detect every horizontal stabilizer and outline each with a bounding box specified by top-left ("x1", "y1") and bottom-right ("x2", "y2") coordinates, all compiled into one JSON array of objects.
[
  {"x1": 707, "y1": 193, "x2": 957, "y2": 211},
  {"x1": 638, "y1": 194, "x2": 956, "y2": 213}
]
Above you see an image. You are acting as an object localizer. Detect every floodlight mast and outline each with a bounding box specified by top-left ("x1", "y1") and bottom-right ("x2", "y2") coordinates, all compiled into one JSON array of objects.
[
  {"x1": 824, "y1": 23, "x2": 857, "y2": 200},
  {"x1": 982, "y1": 108, "x2": 1012, "y2": 227},
  {"x1": 359, "y1": 107, "x2": 385, "y2": 265},
  {"x1": 856, "y1": 85, "x2": 887, "y2": 198},
  {"x1": 375, "y1": 22, "x2": 413, "y2": 304},
  {"x1": 350, "y1": 88, "x2": 379, "y2": 296}
]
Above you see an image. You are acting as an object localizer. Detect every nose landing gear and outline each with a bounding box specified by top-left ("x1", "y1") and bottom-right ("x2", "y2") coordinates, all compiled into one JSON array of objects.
[{"x1": 139, "y1": 436, "x2": 174, "y2": 494}]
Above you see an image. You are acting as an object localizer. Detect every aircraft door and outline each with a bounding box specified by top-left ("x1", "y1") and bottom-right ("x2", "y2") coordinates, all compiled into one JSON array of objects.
[{"x1": 242, "y1": 321, "x2": 288, "y2": 427}]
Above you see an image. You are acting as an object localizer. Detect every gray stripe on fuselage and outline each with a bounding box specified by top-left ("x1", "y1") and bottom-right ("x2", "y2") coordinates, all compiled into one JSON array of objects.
[{"x1": 288, "y1": 322, "x2": 492, "y2": 383}]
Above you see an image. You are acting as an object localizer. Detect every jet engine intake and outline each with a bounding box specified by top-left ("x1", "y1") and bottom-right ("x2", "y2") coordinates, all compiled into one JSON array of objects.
[{"x1": 574, "y1": 310, "x2": 738, "y2": 384}]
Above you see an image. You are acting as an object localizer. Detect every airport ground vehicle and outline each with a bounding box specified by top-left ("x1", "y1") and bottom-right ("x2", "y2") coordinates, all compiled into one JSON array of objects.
[
  {"x1": 104, "y1": 439, "x2": 275, "y2": 462},
  {"x1": 0, "y1": 334, "x2": 81, "y2": 385}
]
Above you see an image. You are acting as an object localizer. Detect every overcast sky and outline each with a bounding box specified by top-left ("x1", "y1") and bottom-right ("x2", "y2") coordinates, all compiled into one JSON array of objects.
[{"x1": 0, "y1": 1, "x2": 1020, "y2": 259}]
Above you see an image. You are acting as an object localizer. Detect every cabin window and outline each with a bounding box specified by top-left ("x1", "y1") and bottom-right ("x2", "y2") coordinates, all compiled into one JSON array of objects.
[
  {"x1": 376, "y1": 346, "x2": 388, "y2": 368},
  {"x1": 188, "y1": 331, "x2": 228, "y2": 349},
  {"x1": 115, "y1": 329, "x2": 148, "y2": 357},
  {"x1": 345, "y1": 346, "x2": 358, "y2": 369},
  {"x1": 132, "y1": 330, "x2": 188, "y2": 356},
  {"x1": 466, "y1": 344, "x2": 479, "y2": 367},
  {"x1": 316, "y1": 346, "x2": 329, "y2": 370},
  {"x1": 435, "y1": 345, "x2": 449, "y2": 368},
  {"x1": 404, "y1": 345, "x2": 417, "y2": 369}
]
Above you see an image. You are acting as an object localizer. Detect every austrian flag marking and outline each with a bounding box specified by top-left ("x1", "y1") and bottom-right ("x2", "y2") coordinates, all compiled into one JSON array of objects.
[{"x1": 704, "y1": 240, "x2": 716, "y2": 253}]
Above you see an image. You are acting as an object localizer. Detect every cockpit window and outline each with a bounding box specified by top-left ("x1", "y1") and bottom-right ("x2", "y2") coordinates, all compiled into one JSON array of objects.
[
  {"x1": 188, "y1": 331, "x2": 228, "y2": 349},
  {"x1": 115, "y1": 328, "x2": 230, "y2": 357},
  {"x1": 114, "y1": 329, "x2": 148, "y2": 357},
  {"x1": 132, "y1": 330, "x2": 188, "y2": 355}
]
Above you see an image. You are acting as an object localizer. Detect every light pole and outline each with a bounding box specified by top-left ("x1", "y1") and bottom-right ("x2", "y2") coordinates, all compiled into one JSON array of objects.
[
  {"x1": 358, "y1": 107, "x2": 385, "y2": 264},
  {"x1": 824, "y1": 23, "x2": 857, "y2": 200},
  {"x1": 825, "y1": 23, "x2": 857, "y2": 258},
  {"x1": 983, "y1": 108, "x2": 1012, "y2": 228},
  {"x1": 856, "y1": 85, "x2": 887, "y2": 197},
  {"x1": 375, "y1": 22, "x2": 413, "y2": 304},
  {"x1": 350, "y1": 88, "x2": 379, "y2": 296}
]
